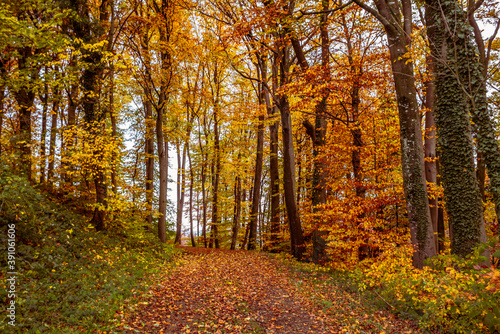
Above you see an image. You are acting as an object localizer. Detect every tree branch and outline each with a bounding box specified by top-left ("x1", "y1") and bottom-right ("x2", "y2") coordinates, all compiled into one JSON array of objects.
[
  {"x1": 352, "y1": 0, "x2": 393, "y2": 31},
  {"x1": 296, "y1": 0, "x2": 354, "y2": 19}
]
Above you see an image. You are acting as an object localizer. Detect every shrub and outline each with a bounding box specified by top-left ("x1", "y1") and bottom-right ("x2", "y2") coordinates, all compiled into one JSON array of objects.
[{"x1": 354, "y1": 244, "x2": 500, "y2": 333}]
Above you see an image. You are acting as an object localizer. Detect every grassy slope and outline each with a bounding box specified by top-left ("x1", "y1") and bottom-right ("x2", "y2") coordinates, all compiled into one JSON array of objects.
[{"x1": 0, "y1": 171, "x2": 180, "y2": 333}]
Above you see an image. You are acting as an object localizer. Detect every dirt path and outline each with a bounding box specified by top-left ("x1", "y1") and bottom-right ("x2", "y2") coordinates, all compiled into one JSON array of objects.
[{"x1": 120, "y1": 247, "x2": 420, "y2": 333}]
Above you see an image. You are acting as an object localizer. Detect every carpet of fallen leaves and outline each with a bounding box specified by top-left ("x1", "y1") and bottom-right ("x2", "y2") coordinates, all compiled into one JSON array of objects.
[{"x1": 118, "y1": 247, "x2": 421, "y2": 333}]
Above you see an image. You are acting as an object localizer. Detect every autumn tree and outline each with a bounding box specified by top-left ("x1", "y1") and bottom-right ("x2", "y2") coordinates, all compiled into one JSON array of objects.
[{"x1": 352, "y1": 0, "x2": 436, "y2": 268}]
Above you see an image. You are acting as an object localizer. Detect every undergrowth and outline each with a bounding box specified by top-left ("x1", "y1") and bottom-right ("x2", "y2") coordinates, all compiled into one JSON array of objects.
[
  {"x1": 354, "y1": 245, "x2": 500, "y2": 333},
  {"x1": 275, "y1": 243, "x2": 500, "y2": 334},
  {"x1": 0, "y1": 168, "x2": 180, "y2": 333}
]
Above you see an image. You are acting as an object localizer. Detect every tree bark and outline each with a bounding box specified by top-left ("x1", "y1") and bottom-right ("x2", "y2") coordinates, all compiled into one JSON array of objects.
[
  {"x1": 248, "y1": 60, "x2": 266, "y2": 250},
  {"x1": 155, "y1": 0, "x2": 174, "y2": 243},
  {"x1": 175, "y1": 142, "x2": 187, "y2": 244},
  {"x1": 156, "y1": 106, "x2": 167, "y2": 243},
  {"x1": 188, "y1": 145, "x2": 196, "y2": 247},
  {"x1": 198, "y1": 117, "x2": 208, "y2": 247},
  {"x1": 230, "y1": 175, "x2": 242, "y2": 250},
  {"x1": 0, "y1": 60, "x2": 5, "y2": 157},
  {"x1": 47, "y1": 93, "x2": 59, "y2": 190},
  {"x1": 288, "y1": 0, "x2": 329, "y2": 261},
  {"x1": 141, "y1": 24, "x2": 155, "y2": 228},
  {"x1": 73, "y1": 0, "x2": 110, "y2": 231},
  {"x1": 269, "y1": 2, "x2": 305, "y2": 260},
  {"x1": 423, "y1": 34, "x2": 440, "y2": 252},
  {"x1": 211, "y1": 114, "x2": 220, "y2": 248},
  {"x1": 280, "y1": 102, "x2": 305, "y2": 260},
  {"x1": 108, "y1": 0, "x2": 117, "y2": 195},
  {"x1": 269, "y1": 106, "x2": 281, "y2": 250},
  {"x1": 13, "y1": 47, "x2": 36, "y2": 182},
  {"x1": 63, "y1": 77, "x2": 79, "y2": 186},
  {"x1": 39, "y1": 80, "x2": 48, "y2": 184},
  {"x1": 467, "y1": 2, "x2": 500, "y2": 231},
  {"x1": 425, "y1": 0, "x2": 486, "y2": 256},
  {"x1": 354, "y1": 0, "x2": 436, "y2": 267}
]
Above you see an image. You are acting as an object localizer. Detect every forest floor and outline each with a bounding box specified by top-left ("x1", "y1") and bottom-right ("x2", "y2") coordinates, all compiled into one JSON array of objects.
[{"x1": 119, "y1": 246, "x2": 421, "y2": 334}]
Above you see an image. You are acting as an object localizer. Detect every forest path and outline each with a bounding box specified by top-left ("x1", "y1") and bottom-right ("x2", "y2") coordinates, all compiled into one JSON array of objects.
[{"x1": 121, "y1": 246, "x2": 419, "y2": 334}]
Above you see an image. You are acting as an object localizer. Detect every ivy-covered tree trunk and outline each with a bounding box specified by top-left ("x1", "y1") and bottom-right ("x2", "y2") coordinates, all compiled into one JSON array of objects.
[
  {"x1": 468, "y1": 1, "x2": 500, "y2": 222},
  {"x1": 425, "y1": 0, "x2": 485, "y2": 256}
]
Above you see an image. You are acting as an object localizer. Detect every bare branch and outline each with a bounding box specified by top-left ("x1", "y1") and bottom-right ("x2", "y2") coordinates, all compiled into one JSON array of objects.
[{"x1": 296, "y1": 0, "x2": 354, "y2": 19}]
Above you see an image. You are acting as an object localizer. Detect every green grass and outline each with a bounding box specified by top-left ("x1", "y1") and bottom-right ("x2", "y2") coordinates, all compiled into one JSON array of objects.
[{"x1": 0, "y1": 169, "x2": 180, "y2": 333}]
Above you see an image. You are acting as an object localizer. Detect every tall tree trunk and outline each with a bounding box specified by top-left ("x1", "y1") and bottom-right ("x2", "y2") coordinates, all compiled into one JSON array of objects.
[
  {"x1": 63, "y1": 79, "x2": 79, "y2": 186},
  {"x1": 423, "y1": 47, "x2": 440, "y2": 252},
  {"x1": 73, "y1": 0, "x2": 110, "y2": 231},
  {"x1": 0, "y1": 87, "x2": 3, "y2": 157},
  {"x1": 468, "y1": 1, "x2": 500, "y2": 223},
  {"x1": 265, "y1": 56, "x2": 281, "y2": 251},
  {"x1": 144, "y1": 96, "x2": 154, "y2": 228},
  {"x1": 350, "y1": 87, "x2": 364, "y2": 199},
  {"x1": 13, "y1": 47, "x2": 36, "y2": 182},
  {"x1": 289, "y1": 0, "x2": 330, "y2": 261},
  {"x1": 47, "y1": 94, "x2": 59, "y2": 190},
  {"x1": 266, "y1": 1, "x2": 305, "y2": 260},
  {"x1": 269, "y1": 106, "x2": 281, "y2": 250},
  {"x1": 196, "y1": 190, "x2": 200, "y2": 238},
  {"x1": 425, "y1": 0, "x2": 486, "y2": 256},
  {"x1": 39, "y1": 81, "x2": 48, "y2": 184},
  {"x1": 211, "y1": 148, "x2": 220, "y2": 248},
  {"x1": 108, "y1": 0, "x2": 117, "y2": 195},
  {"x1": 201, "y1": 155, "x2": 208, "y2": 247},
  {"x1": 354, "y1": 0, "x2": 436, "y2": 268},
  {"x1": 280, "y1": 94, "x2": 305, "y2": 259},
  {"x1": 141, "y1": 25, "x2": 155, "y2": 229},
  {"x1": 109, "y1": 66, "x2": 117, "y2": 194},
  {"x1": 155, "y1": 0, "x2": 174, "y2": 243},
  {"x1": 248, "y1": 68, "x2": 266, "y2": 250},
  {"x1": 0, "y1": 60, "x2": 5, "y2": 157},
  {"x1": 212, "y1": 99, "x2": 221, "y2": 249},
  {"x1": 81, "y1": 52, "x2": 107, "y2": 230},
  {"x1": 241, "y1": 219, "x2": 250, "y2": 250},
  {"x1": 156, "y1": 106, "x2": 167, "y2": 243},
  {"x1": 230, "y1": 175, "x2": 242, "y2": 250},
  {"x1": 198, "y1": 124, "x2": 208, "y2": 247},
  {"x1": 175, "y1": 142, "x2": 187, "y2": 244},
  {"x1": 188, "y1": 145, "x2": 196, "y2": 247}
]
